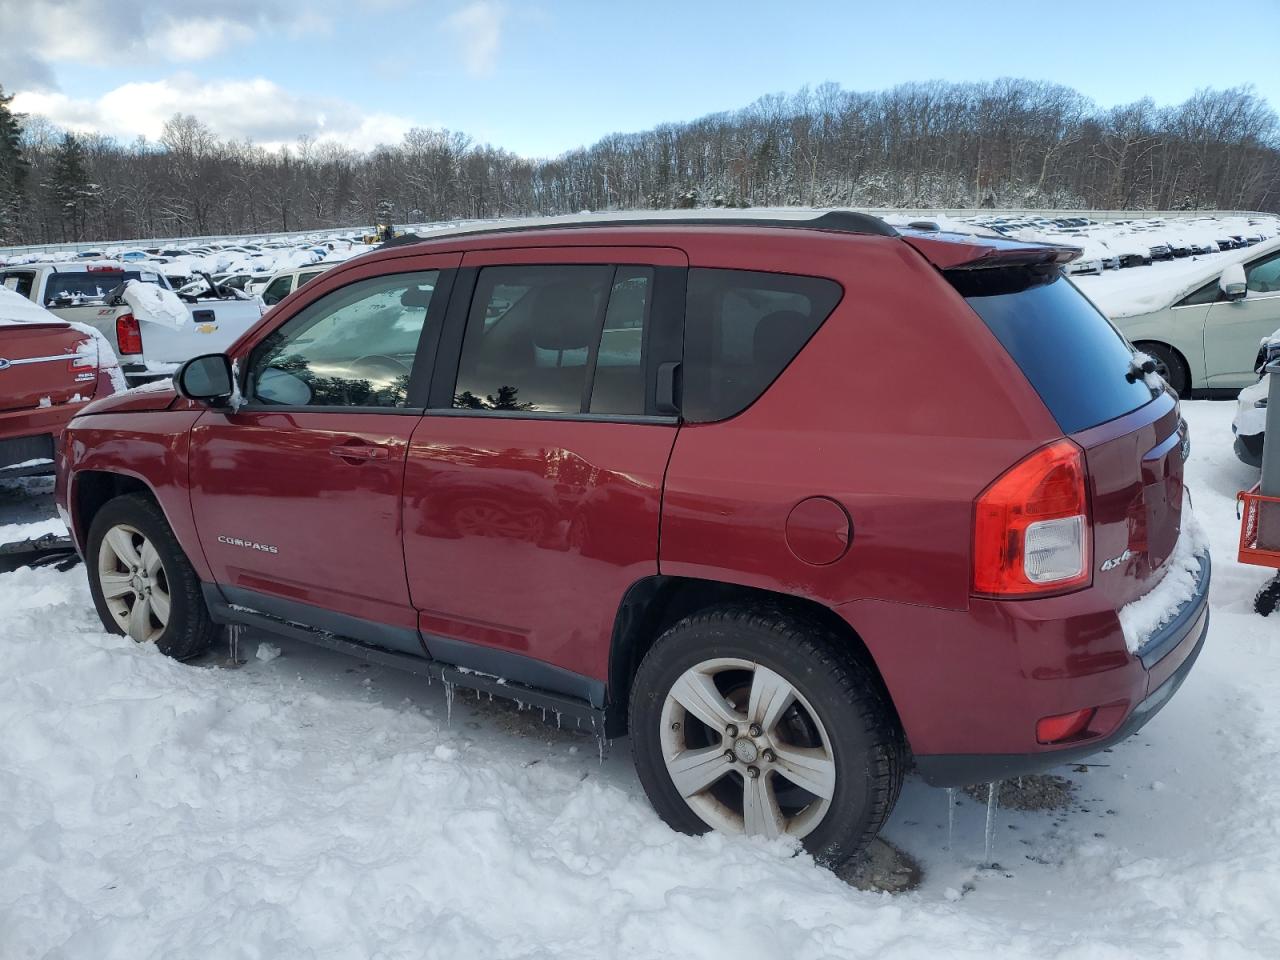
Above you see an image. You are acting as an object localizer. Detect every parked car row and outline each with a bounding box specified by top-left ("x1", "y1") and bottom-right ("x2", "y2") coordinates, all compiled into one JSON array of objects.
[
  {"x1": 968, "y1": 214, "x2": 1273, "y2": 276},
  {"x1": 0, "y1": 262, "x2": 264, "y2": 385}
]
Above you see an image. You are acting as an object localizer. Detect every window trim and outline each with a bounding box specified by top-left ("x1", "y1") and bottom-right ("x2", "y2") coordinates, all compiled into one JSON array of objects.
[{"x1": 238, "y1": 267, "x2": 452, "y2": 414}]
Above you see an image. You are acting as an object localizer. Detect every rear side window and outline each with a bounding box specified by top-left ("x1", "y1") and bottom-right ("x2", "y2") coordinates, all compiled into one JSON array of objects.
[
  {"x1": 453, "y1": 264, "x2": 654, "y2": 416},
  {"x1": 682, "y1": 268, "x2": 842, "y2": 422},
  {"x1": 955, "y1": 268, "x2": 1152, "y2": 435}
]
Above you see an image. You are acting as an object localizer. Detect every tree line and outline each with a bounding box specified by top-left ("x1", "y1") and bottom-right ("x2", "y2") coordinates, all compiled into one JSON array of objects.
[{"x1": 1, "y1": 78, "x2": 1278, "y2": 246}]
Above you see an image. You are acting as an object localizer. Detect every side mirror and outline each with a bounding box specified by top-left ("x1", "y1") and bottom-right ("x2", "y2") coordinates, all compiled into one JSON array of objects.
[
  {"x1": 175, "y1": 353, "x2": 234, "y2": 405},
  {"x1": 1221, "y1": 263, "x2": 1248, "y2": 301}
]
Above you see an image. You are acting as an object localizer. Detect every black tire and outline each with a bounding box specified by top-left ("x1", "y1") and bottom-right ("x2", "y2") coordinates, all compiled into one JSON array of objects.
[
  {"x1": 629, "y1": 604, "x2": 906, "y2": 866},
  {"x1": 86, "y1": 493, "x2": 218, "y2": 660},
  {"x1": 1138, "y1": 342, "x2": 1190, "y2": 397}
]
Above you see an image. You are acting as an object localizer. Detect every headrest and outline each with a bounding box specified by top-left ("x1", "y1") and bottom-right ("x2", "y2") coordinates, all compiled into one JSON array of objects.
[
  {"x1": 753, "y1": 309, "x2": 810, "y2": 360},
  {"x1": 531, "y1": 282, "x2": 600, "y2": 351}
]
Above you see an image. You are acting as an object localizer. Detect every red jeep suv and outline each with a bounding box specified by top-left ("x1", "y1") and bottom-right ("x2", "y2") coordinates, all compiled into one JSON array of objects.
[{"x1": 56, "y1": 211, "x2": 1210, "y2": 864}]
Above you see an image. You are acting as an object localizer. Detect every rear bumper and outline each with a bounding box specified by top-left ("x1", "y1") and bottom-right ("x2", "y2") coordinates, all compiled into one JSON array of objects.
[
  {"x1": 915, "y1": 560, "x2": 1209, "y2": 786},
  {"x1": 842, "y1": 552, "x2": 1212, "y2": 788},
  {"x1": 1235, "y1": 431, "x2": 1264, "y2": 468},
  {"x1": 0, "y1": 401, "x2": 89, "y2": 474}
]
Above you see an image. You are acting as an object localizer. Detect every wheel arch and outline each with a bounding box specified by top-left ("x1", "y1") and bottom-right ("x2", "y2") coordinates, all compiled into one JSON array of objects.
[
  {"x1": 1133, "y1": 339, "x2": 1194, "y2": 393},
  {"x1": 72, "y1": 470, "x2": 156, "y2": 552},
  {"x1": 604, "y1": 575, "x2": 903, "y2": 740}
]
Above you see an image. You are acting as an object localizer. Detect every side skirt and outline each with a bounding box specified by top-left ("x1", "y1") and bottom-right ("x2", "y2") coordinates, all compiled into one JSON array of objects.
[{"x1": 202, "y1": 584, "x2": 606, "y2": 731}]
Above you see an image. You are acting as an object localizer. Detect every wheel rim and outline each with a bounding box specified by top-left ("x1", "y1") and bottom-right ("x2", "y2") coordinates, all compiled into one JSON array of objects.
[
  {"x1": 659, "y1": 657, "x2": 836, "y2": 840},
  {"x1": 97, "y1": 523, "x2": 171, "y2": 643}
]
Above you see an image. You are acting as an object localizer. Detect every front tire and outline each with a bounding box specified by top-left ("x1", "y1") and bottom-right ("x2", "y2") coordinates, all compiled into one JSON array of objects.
[
  {"x1": 86, "y1": 493, "x2": 217, "y2": 660},
  {"x1": 629, "y1": 605, "x2": 905, "y2": 866}
]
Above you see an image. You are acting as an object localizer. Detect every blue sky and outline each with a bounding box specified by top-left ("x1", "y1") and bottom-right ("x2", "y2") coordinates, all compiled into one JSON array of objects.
[{"x1": 4, "y1": 0, "x2": 1277, "y2": 157}]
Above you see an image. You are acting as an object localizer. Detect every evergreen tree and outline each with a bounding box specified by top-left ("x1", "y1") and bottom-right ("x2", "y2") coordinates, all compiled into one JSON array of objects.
[
  {"x1": 0, "y1": 85, "x2": 28, "y2": 243},
  {"x1": 46, "y1": 132, "x2": 97, "y2": 241}
]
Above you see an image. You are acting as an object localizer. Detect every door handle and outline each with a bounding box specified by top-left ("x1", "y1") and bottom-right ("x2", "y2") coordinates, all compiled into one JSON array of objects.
[{"x1": 329, "y1": 443, "x2": 391, "y2": 462}]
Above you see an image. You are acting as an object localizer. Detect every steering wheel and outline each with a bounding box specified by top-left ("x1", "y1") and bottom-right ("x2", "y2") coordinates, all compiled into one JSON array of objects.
[{"x1": 350, "y1": 354, "x2": 411, "y2": 381}]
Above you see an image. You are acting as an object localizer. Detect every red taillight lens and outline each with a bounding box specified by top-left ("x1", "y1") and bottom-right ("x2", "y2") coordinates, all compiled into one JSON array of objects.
[
  {"x1": 115, "y1": 313, "x2": 143, "y2": 355},
  {"x1": 1036, "y1": 707, "x2": 1096, "y2": 744},
  {"x1": 973, "y1": 439, "x2": 1091, "y2": 596}
]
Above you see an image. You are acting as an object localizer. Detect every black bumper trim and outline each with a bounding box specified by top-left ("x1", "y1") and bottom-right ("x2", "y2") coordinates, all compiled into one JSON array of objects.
[
  {"x1": 1138, "y1": 552, "x2": 1211, "y2": 670},
  {"x1": 915, "y1": 588, "x2": 1210, "y2": 788}
]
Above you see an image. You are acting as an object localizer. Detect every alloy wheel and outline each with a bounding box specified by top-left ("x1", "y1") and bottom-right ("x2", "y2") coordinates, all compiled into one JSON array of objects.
[
  {"x1": 97, "y1": 523, "x2": 171, "y2": 643},
  {"x1": 659, "y1": 657, "x2": 836, "y2": 839}
]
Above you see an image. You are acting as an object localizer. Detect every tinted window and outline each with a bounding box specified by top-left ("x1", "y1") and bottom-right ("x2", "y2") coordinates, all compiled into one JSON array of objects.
[
  {"x1": 682, "y1": 268, "x2": 842, "y2": 422},
  {"x1": 453, "y1": 265, "x2": 613, "y2": 414},
  {"x1": 1247, "y1": 251, "x2": 1280, "y2": 293},
  {"x1": 298, "y1": 270, "x2": 323, "y2": 288},
  {"x1": 262, "y1": 275, "x2": 293, "y2": 306},
  {"x1": 956, "y1": 268, "x2": 1152, "y2": 434},
  {"x1": 42, "y1": 271, "x2": 146, "y2": 305},
  {"x1": 248, "y1": 271, "x2": 437, "y2": 408},
  {"x1": 591, "y1": 267, "x2": 653, "y2": 414},
  {"x1": 1, "y1": 271, "x2": 35, "y2": 298},
  {"x1": 1175, "y1": 279, "x2": 1220, "y2": 307}
]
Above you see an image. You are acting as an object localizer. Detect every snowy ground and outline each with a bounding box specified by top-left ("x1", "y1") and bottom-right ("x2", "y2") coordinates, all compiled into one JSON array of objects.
[{"x1": 3, "y1": 401, "x2": 1280, "y2": 958}]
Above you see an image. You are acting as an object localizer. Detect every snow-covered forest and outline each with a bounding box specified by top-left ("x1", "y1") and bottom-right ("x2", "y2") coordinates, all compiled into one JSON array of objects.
[{"x1": 2, "y1": 79, "x2": 1279, "y2": 245}]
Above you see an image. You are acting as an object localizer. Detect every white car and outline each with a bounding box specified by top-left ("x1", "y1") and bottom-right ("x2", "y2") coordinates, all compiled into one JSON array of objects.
[
  {"x1": 1092, "y1": 236, "x2": 1280, "y2": 396},
  {"x1": 259, "y1": 265, "x2": 333, "y2": 306}
]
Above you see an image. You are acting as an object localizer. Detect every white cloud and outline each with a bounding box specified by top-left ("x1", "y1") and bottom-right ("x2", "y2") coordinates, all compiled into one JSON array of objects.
[
  {"x1": 446, "y1": 1, "x2": 506, "y2": 76},
  {"x1": 0, "y1": 0, "x2": 329, "y2": 72},
  {"x1": 11, "y1": 75, "x2": 414, "y2": 152}
]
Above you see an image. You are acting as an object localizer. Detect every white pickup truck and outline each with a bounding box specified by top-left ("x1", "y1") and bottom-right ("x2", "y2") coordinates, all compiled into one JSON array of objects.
[{"x1": 0, "y1": 262, "x2": 263, "y2": 384}]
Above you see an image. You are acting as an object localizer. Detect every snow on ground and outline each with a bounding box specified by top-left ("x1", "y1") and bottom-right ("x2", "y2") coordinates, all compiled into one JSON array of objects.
[{"x1": 2, "y1": 402, "x2": 1280, "y2": 958}]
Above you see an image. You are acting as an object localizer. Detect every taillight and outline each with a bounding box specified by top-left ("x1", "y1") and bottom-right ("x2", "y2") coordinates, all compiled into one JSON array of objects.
[
  {"x1": 973, "y1": 439, "x2": 1091, "y2": 596},
  {"x1": 116, "y1": 313, "x2": 143, "y2": 355},
  {"x1": 68, "y1": 341, "x2": 95, "y2": 374}
]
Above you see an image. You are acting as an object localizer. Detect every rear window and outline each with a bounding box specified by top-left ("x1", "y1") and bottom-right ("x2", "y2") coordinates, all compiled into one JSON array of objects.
[
  {"x1": 43, "y1": 271, "x2": 152, "y2": 306},
  {"x1": 683, "y1": 268, "x2": 842, "y2": 422},
  {"x1": 954, "y1": 267, "x2": 1152, "y2": 434}
]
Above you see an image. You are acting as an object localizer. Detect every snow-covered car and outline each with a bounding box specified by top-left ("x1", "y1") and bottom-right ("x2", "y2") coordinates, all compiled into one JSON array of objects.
[
  {"x1": 0, "y1": 286, "x2": 121, "y2": 478},
  {"x1": 1081, "y1": 237, "x2": 1280, "y2": 396},
  {"x1": 1232, "y1": 332, "x2": 1280, "y2": 467},
  {"x1": 1234, "y1": 376, "x2": 1268, "y2": 467},
  {"x1": 0, "y1": 262, "x2": 263, "y2": 385}
]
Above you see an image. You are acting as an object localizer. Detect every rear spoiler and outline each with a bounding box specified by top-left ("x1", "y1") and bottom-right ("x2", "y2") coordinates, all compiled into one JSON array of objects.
[{"x1": 902, "y1": 231, "x2": 1082, "y2": 270}]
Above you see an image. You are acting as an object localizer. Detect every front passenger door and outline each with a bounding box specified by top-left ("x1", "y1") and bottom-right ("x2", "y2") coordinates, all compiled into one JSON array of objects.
[
  {"x1": 189, "y1": 258, "x2": 457, "y2": 652},
  {"x1": 1204, "y1": 250, "x2": 1280, "y2": 386}
]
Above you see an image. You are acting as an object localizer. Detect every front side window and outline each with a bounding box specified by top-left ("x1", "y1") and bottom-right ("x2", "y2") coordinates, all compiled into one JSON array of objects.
[
  {"x1": 454, "y1": 264, "x2": 655, "y2": 415},
  {"x1": 1175, "y1": 279, "x2": 1220, "y2": 307},
  {"x1": 261, "y1": 275, "x2": 294, "y2": 306},
  {"x1": 1246, "y1": 251, "x2": 1280, "y2": 294},
  {"x1": 247, "y1": 271, "x2": 438, "y2": 408},
  {"x1": 682, "y1": 268, "x2": 842, "y2": 422}
]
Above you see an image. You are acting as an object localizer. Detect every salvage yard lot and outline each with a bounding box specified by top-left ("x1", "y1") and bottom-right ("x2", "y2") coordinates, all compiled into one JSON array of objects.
[{"x1": 1, "y1": 398, "x2": 1278, "y2": 959}]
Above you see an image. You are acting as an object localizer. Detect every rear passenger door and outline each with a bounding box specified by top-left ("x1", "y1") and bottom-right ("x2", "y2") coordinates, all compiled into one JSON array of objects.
[{"x1": 402, "y1": 246, "x2": 686, "y2": 701}]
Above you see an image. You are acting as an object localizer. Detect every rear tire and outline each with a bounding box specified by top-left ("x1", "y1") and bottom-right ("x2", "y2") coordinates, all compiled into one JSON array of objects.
[
  {"x1": 1137, "y1": 342, "x2": 1189, "y2": 397},
  {"x1": 629, "y1": 604, "x2": 905, "y2": 866},
  {"x1": 86, "y1": 493, "x2": 217, "y2": 660}
]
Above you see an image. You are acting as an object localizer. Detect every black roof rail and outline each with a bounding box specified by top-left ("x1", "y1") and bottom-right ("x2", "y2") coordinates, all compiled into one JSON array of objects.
[{"x1": 378, "y1": 210, "x2": 898, "y2": 250}]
